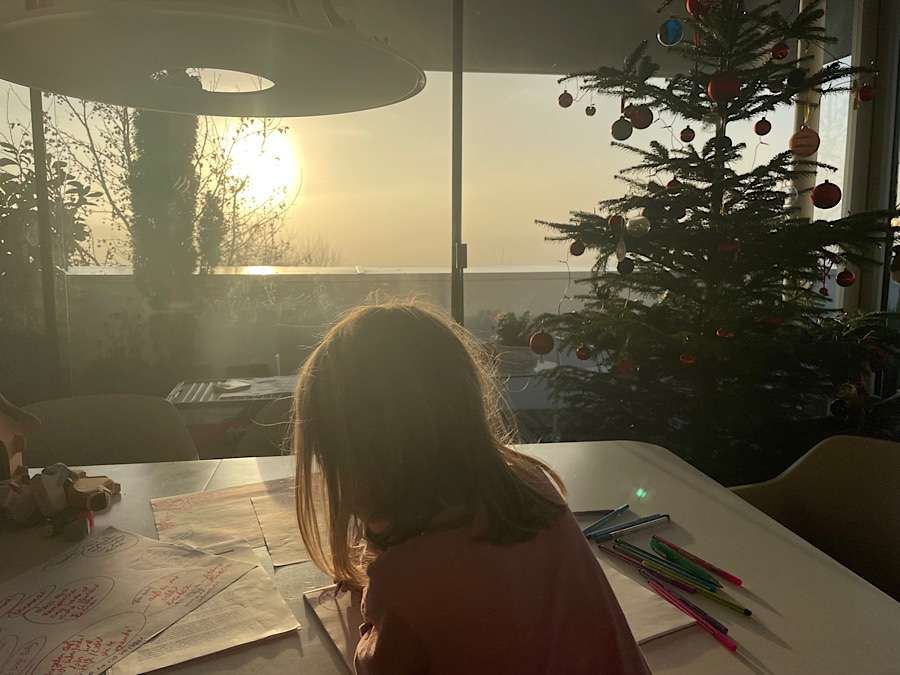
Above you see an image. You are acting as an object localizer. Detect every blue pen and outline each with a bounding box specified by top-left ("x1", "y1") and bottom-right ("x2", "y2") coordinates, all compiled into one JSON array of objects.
[
  {"x1": 582, "y1": 504, "x2": 629, "y2": 535},
  {"x1": 589, "y1": 513, "x2": 670, "y2": 541}
]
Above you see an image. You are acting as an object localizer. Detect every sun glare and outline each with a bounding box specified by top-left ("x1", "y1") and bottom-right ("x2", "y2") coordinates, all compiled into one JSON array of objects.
[{"x1": 228, "y1": 127, "x2": 301, "y2": 207}]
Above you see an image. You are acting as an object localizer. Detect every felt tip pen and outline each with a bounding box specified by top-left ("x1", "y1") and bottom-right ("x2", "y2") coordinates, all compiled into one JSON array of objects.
[
  {"x1": 678, "y1": 593, "x2": 730, "y2": 635},
  {"x1": 583, "y1": 504, "x2": 630, "y2": 535},
  {"x1": 651, "y1": 538, "x2": 722, "y2": 587},
  {"x1": 637, "y1": 557, "x2": 721, "y2": 594},
  {"x1": 590, "y1": 514, "x2": 670, "y2": 541},
  {"x1": 693, "y1": 585, "x2": 752, "y2": 616},
  {"x1": 652, "y1": 536, "x2": 744, "y2": 586},
  {"x1": 640, "y1": 572, "x2": 730, "y2": 635},
  {"x1": 598, "y1": 546, "x2": 698, "y2": 594},
  {"x1": 613, "y1": 541, "x2": 720, "y2": 591},
  {"x1": 646, "y1": 579, "x2": 738, "y2": 653}
]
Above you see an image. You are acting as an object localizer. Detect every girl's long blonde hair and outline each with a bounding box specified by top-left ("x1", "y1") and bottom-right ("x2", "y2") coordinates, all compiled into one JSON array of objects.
[{"x1": 294, "y1": 301, "x2": 565, "y2": 584}]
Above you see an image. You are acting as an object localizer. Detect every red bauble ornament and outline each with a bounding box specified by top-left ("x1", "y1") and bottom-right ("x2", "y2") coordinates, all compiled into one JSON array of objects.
[
  {"x1": 585, "y1": 104, "x2": 597, "y2": 117},
  {"x1": 558, "y1": 91, "x2": 573, "y2": 108},
  {"x1": 575, "y1": 345, "x2": 591, "y2": 361},
  {"x1": 836, "y1": 270, "x2": 856, "y2": 287},
  {"x1": 608, "y1": 214, "x2": 625, "y2": 228},
  {"x1": 811, "y1": 180, "x2": 842, "y2": 209},
  {"x1": 707, "y1": 73, "x2": 740, "y2": 103},
  {"x1": 679, "y1": 353, "x2": 697, "y2": 366},
  {"x1": 858, "y1": 83, "x2": 876, "y2": 103},
  {"x1": 754, "y1": 118, "x2": 772, "y2": 136},
  {"x1": 819, "y1": 287, "x2": 830, "y2": 298},
  {"x1": 771, "y1": 42, "x2": 789, "y2": 60},
  {"x1": 570, "y1": 240, "x2": 586, "y2": 257},
  {"x1": 680, "y1": 126, "x2": 696, "y2": 143},
  {"x1": 685, "y1": 0, "x2": 709, "y2": 17},
  {"x1": 717, "y1": 238, "x2": 740, "y2": 254},
  {"x1": 529, "y1": 331, "x2": 555, "y2": 355},
  {"x1": 625, "y1": 104, "x2": 654, "y2": 130},
  {"x1": 666, "y1": 178, "x2": 683, "y2": 192},
  {"x1": 762, "y1": 315, "x2": 785, "y2": 327},
  {"x1": 715, "y1": 328, "x2": 735, "y2": 339},
  {"x1": 790, "y1": 126, "x2": 820, "y2": 157}
]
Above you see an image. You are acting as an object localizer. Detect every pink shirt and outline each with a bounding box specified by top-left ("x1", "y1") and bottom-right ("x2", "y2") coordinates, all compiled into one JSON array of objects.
[{"x1": 355, "y1": 507, "x2": 652, "y2": 675}]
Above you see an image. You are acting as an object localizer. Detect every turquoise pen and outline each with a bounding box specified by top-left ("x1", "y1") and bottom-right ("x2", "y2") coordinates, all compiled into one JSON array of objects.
[
  {"x1": 582, "y1": 504, "x2": 630, "y2": 535},
  {"x1": 589, "y1": 513, "x2": 670, "y2": 541}
]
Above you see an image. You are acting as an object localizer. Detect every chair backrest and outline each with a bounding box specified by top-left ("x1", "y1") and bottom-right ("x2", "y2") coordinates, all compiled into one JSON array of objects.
[
  {"x1": 23, "y1": 394, "x2": 199, "y2": 467},
  {"x1": 235, "y1": 396, "x2": 293, "y2": 458},
  {"x1": 732, "y1": 435, "x2": 900, "y2": 600}
]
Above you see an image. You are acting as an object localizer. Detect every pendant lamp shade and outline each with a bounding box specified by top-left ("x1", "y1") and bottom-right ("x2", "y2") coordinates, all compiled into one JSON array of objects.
[{"x1": 0, "y1": 1, "x2": 426, "y2": 117}]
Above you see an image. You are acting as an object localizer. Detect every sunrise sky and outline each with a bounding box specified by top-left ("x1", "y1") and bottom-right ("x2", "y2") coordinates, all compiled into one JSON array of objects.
[
  {"x1": 278, "y1": 70, "x2": 802, "y2": 268},
  {"x1": 3, "y1": 66, "x2": 850, "y2": 269}
]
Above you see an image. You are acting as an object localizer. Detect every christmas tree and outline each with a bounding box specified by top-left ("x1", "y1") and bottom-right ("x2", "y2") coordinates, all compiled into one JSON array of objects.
[{"x1": 537, "y1": 0, "x2": 900, "y2": 483}]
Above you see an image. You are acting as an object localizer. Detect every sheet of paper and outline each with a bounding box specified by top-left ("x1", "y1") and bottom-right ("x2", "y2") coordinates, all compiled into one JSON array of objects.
[
  {"x1": 151, "y1": 478, "x2": 294, "y2": 549},
  {"x1": 108, "y1": 542, "x2": 300, "y2": 674},
  {"x1": 251, "y1": 492, "x2": 311, "y2": 567},
  {"x1": 0, "y1": 527, "x2": 253, "y2": 675},
  {"x1": 304, "y1": 586, "x2": 362, "y2": 674},
  {"x1": 598, "y1": 561, "x2": 694, "y2": 643}
]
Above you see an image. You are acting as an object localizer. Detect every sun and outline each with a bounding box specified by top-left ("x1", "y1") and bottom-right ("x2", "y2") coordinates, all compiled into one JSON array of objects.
[{"x1": 228, "y1": 127, "x2": 301, "y2": 207}]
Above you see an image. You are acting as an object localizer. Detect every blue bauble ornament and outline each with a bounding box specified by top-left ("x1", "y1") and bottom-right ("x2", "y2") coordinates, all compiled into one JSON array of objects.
[{"x1": 657, "y1": 18, "x2": 684, "y2": 47}]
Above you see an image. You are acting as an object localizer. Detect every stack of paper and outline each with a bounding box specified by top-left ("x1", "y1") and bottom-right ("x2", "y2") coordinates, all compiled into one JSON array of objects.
[
  {"x1": 0, "y1": 528, "x2": 253, "y2": 675},
  {"x1": 152, "y1": 478, "x2": 319, "y2": 568},
  {"x1": 109, "y1": 542, "x2": 299, "y2": 674},
  {"x1": 0, "y1": 528, "x2": 301, "y2": 675},
  {"x1": 151, "y1": 478, "x2": 294, "y2": 549}
]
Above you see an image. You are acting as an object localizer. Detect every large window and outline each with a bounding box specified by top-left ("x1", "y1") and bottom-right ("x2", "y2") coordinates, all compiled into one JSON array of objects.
[{"x1": 0, "y1": 22, "x2": 453, "y2": 411}]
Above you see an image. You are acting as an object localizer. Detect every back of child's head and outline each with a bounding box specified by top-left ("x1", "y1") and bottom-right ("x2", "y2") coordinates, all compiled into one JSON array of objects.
[{"x1": 294, "y1": 301, "x2": 564, "y2": 583}]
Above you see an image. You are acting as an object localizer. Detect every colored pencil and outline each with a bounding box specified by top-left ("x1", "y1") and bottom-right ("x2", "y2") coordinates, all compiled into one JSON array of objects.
[
  {"x1": 646, "y1": 579, "x2": 738, "y2": 652},
  {"x1": 589, "y1": 514, "x2": 670, "y2": 541},
  {"x1": 598, "y1": 546, "x2": 698, "y2": 594},
  {"x1": 582, "y1": 504, "x2": 629, "y2": 535},
  {"x1": 651, "y1": 537, "x2": 722, "y2": 587},
  {"x1": 614, "y1": 541, "x2": 720, "y2": 591},
  {"x1": 652, "y1": 535, "x2": 744, "y2": 586}
]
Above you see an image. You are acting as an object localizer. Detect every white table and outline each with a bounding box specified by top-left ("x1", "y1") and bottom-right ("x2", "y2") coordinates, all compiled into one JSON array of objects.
[{"x1": 3, "y1": 442, "x2": 898, "y2": 674}]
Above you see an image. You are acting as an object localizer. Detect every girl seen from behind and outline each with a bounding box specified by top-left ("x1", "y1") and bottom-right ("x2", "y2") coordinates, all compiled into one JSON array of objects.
[{"x1": 294, "y1": 302, "x2": 650, "y2": 675}]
